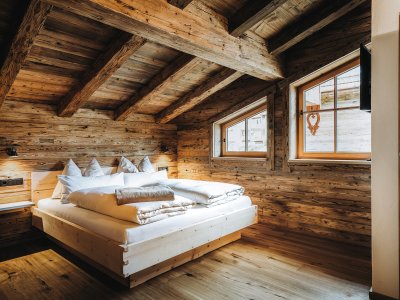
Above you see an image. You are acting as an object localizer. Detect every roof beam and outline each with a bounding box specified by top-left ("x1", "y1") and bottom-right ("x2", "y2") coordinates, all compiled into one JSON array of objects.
[
  {"x1": 268, "y1": 0, "x2": 367, "y2": 55},
  {"x1": 156, "y1": 69, "x2": 243, "y2": 124},
  {"x1": 58, "y1": 33, "x2": 146, "y2": 117},
  {"x1": 229, "y1": 0, "x2": 289, "y2": 37},
  {"x1": 0, "y1": 0, "x2": 52, "y2": 109},
  {"x1": 167, "y1": 0, "x2": 194, "y2": 9},
  {"x1": 42, "y1": 0, "x2": 283, "y2": 81},
  {"x1": 115, "y1": 55, "x2": 204, "y2": 121}
]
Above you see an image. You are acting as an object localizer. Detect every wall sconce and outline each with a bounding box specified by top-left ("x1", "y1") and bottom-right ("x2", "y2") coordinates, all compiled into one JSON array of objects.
[
  {"x1": 6, "y1": 147, "x2": 18, "y2": 157},
  {"x1": 160, "y1": 144, "x2": 169, "y2": 153}
]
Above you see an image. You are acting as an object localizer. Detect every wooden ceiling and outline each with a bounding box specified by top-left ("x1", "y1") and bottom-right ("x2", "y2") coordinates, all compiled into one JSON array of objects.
[{"x1": 0, "y1": 0, "x2": 367, "y2": 123}]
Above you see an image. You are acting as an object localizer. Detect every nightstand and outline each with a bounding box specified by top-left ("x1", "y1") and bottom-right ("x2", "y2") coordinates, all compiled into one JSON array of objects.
[{"x1": 0, "y1": 201, "x2": 36, "y2": 247}]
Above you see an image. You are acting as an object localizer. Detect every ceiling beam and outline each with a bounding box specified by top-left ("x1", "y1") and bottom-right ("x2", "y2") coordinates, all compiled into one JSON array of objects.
[
  {"x1": 167, "y1": 0, "x2": 194, "y2": 9},
  {"x1": 156, "y1": 69, "x2": 243, "y2": 124},
  {"x1": 0, "y1": 0, "x2": 30, "y2": 67},
  {"x1": 58, "y1": 33, "x2": 146, "y2": 117},
  {"x1": 115, "y1": 55, "x2": 204, "y2": 121},
  {"x1": 229, "y1": 0, "x2": 288, "y2": 37},
  {"x1": 0, "y1": 0, "x2": 52, "y2": 109},
  {"x1": 268, "y1": 0, "x2": 367, "y2": 55},
  {"x1": 42, "y1": 0, "x2": 283, "y2": 81}
]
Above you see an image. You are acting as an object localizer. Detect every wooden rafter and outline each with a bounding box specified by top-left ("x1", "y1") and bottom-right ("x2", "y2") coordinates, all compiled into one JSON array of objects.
[
  {"x1": 167, "y1": 0, "x2": 194, "y2": 9},
  {"x1": 42, "y1": 0, "x2": 283, "y2": 81},
  {"x1": 229, "y1": 0, "x2": 289, "y2": 37},
  {"x1": 115, "y1": 55, "x2": 203, "y2": 121},
  {"x1": 268, "y1": 0, "x2": 367, "y2": 55},
  {"x1": 0, "y1": 0, "x2": 52, "y2": 109},
  {"x1": 156, "y1": 69, "x2": 243, "y2": 124},
  {"x1": 58, "y1": 33, "x2": 146, "y2": 117}
]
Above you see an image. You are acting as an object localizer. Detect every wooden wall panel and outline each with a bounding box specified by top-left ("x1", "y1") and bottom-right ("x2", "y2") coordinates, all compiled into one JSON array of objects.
[
  {"x1": 176, "y1": 4, "x2": 371, "y2": 247},
  {"x1": 0, "y1": 101, "x2": 178, "y2": 205}
]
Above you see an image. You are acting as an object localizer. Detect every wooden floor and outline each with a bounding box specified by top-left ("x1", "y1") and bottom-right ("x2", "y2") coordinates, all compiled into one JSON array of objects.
[{"x1": 0, "y1": 226, "x2": 371, "y2": 300}]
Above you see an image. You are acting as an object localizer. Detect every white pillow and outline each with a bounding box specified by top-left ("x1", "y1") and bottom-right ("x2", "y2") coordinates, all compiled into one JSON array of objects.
[
  {"x1": 58, "y1": 172, "x2": 124, "y2": 196},
  {"x1": 138, "y1": 156, "x2": 155, "y2": 173},
  {"x1": 52, "y1": 159, "x2": 82, "y2": 199},
  {"x1": 117, "y1": 156, "x2": 139, "y2": 173},
  {"x1": 83, "y1": 158, "x2": 104, "y2": 177},
  {"x1": 124, "y1": 170, "x2": 168, "y2": 187}
]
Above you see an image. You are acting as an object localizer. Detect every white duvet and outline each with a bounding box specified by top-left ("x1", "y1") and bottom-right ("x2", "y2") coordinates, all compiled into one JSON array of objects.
[
  {"x1": 160, "y1": 179, "x2": 244, "y2": 206},
  {"x1": 67, "y1": 186, "x2": 195, "y2": 225}
]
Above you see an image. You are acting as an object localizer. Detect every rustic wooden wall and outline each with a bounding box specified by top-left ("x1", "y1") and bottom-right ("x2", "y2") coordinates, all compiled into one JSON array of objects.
[
  {"x1": 0, "y1": 100, "x2": 177, "y2": 246},
  {"x1": 176, "y1": 3, "x2": 371, "y2": 247},
  {"x1": 0, "y1": 100, "x2": 178, "y2": 205}
]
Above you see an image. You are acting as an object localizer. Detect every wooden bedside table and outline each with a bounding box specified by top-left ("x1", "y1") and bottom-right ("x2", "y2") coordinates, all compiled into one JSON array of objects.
[{"x1": 0, "y1": 201, "x2": 36, "y2": 247}]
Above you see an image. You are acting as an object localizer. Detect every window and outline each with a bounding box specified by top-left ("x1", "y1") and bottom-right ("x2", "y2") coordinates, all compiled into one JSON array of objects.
[
  {"x1": 297, "y1": 58, "x2": 371, "y2": 160},
  {"x1": 222, "y1": 104, "x2": 267, "y2": 157}
]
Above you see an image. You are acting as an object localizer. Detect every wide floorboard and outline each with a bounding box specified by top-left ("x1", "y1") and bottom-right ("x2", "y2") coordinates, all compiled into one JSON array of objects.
[{"x1": 0, "y1": 227, "x2": 370, "y2": 300}]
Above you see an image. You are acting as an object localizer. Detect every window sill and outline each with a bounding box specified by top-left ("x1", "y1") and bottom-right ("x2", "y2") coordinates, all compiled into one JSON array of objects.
[
  {"x1": 288, "y1": 159, "x2": 371, "y2": 166},
  {"x1": 212, "y1": 157, "x2": 267, "y2": 162}
]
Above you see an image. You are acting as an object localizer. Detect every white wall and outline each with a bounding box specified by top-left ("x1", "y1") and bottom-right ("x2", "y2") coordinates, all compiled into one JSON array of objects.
[{"x1": 371, "y1": 1, "x2": 400, "y2": 298}]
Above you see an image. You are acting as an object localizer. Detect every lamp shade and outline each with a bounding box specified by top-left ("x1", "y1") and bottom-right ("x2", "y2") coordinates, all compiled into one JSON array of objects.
[
  {"x1": 160, "y1": 144, "x2": 169, "y2": 153},
  {"x1": 6, "y1": 147, "x2": 18, "y2": 157}
]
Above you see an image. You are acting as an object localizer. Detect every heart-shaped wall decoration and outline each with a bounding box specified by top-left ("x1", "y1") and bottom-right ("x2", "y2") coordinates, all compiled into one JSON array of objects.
[{"x1": 306, "y1": 112, "x2": 320, "y2": 136}]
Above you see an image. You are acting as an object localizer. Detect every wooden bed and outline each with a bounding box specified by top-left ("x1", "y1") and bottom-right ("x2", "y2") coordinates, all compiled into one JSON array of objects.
[{"x1": 31, "y1": 171, "x2": 258, "y2": 288}]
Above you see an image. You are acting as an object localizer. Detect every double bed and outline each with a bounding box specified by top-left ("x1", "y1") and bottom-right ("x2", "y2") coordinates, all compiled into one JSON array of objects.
[{"x1": 31, "y1": 170, "x2": 258, "y2": 288}]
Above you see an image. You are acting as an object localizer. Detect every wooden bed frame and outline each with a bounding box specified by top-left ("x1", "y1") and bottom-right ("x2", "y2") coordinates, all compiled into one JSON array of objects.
[{"x1": 31, "y1": 171, "x2": 258, "y2": 288}]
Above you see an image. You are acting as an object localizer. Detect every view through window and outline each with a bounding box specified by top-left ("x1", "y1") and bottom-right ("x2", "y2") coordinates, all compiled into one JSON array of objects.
[
  {"x1": 222, "y1": 105, "x2": 267, "y2": 157},
  {"x1": 298, "y1": 59, "x2": 371, "y2": 159}
]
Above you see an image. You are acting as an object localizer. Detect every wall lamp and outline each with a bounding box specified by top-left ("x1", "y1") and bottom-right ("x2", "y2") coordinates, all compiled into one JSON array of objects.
[
  {"x1": 160, "y1": 144, "x2": 169, "y2": 153},
  {"x1": 6, "y1": 147, "x2": 18, "y2": 157}
]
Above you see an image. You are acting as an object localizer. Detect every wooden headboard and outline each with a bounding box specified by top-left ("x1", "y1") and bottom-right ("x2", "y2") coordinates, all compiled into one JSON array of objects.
[{"x1": 31, "y1": 167, "x2": 116, "y2": 204}]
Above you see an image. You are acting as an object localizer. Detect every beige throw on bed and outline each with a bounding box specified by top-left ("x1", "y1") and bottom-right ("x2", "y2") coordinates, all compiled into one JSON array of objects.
[{"x1": 115, "y1": 185, "x2": 174, "y2": 205}]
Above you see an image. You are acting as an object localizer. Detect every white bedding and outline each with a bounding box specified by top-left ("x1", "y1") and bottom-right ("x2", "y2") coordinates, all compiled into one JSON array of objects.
[
  {"x1": 160, "y1": 179, "x2": 244, "y2": 205},
  {"x1": 37, "y1": 196, "x2": 252, "y2": 245},
  {"x1": 67, "y1": 186, "x2": 195, "y2": 225}
]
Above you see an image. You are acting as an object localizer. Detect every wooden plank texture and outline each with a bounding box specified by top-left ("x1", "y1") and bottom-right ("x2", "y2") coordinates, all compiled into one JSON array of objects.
[
  {"x1": 268, "y1": 0, "x2": 367, "y2": 55},
  {"x1": 0, "y1": 100, "x2": 178, "y2": 209},
  {"x1": 229, "y1": 0, "x2": 288, "y2": 37},
  {"x1": 0, "y1": 0, "x2": 52, "y2": 108},
  {"x1": 157, "y1": 69, "x2": 243, "y2": 123},
  {"x1": 115, "y1": 55, "x2": 203, "y2": 121},
  {"x1": 175, "y1": 4, "x2": 372, "y2": 247},
  {"x1": 58, "y1": 33, "x2": 146, "y2": 117},
  {"x1": 42, "y1": 0, "x2": 283, "y2": 80},
  {"x1": 0, "y1": 228, "x2": 370, "y2": 298},
  {"x1": 167, "y1": 0, "x2": 194, "y2": 9}
]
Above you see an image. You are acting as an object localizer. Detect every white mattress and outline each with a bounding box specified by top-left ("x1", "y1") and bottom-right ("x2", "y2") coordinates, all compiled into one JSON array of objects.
[{"x1": 37, "y1": 196, "x2": 252, "y2": 245}]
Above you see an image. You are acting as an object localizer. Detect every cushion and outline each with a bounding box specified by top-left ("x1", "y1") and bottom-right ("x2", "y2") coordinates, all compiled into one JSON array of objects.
[
  {"x1": 117, "y1": 156, "x2": 139, "y2": 173},
  {"x1": 58, "y1": 172, "x2": 124, "y2": 196},
  {"x1": 124, "y1": 170, "x2": 168, "y2": 187},
  {"x1": 51, "y1": 159, "x2": 82, "y2": 199},
  {"x1": 138, "y1": 156, "x2": 155, "y2": 173},
  {"x1": 83, "y1": 158, "x2": 104, "y2": 177}
]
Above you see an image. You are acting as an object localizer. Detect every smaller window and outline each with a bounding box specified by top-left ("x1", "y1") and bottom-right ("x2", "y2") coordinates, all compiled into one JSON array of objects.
[{"x1": 222, "y1": 104, "x2": 267, "y2": 157}]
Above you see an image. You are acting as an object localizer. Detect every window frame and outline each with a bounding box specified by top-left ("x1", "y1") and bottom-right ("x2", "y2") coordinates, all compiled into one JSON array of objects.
[
  {"x1": 221, "y1": 104, "x2": 268, "y2": 158},
  {"x1": 297, "y1": 58, "x2": 371, "y2": 160}
]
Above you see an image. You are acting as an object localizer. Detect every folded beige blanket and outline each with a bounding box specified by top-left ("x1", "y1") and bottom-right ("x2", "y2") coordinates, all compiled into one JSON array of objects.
[{"x1": 115, "y1": 185, "x2": 175, "y2": 205}]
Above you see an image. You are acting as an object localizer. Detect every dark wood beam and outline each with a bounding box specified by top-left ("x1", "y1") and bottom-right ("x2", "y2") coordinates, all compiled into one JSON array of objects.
[
  {"x1": 156, "y1": 69, "x2": 243, "y2": 124},
  {"x1": 168, "y1": 0, "x2": 194, "y2": 9},
  {"x1": 0, "y1": 1, "x2": 30, "y2": 67},
  {"x1": 58, "y1": 33, "x2": 146, "y2": 117},
  {"x1": 42, "y1": 0, "x2": 283, "y2": 81},
  {"x1": 115, "y1": 55, "x2": 204, "y2": 121},
  {"x1": 0, "y1": 0, "x2": 52, "y2": 109},
  {"x1": 268, "y1": 0, "x2": 367, "y2": 55},
  {"x1": 229, "y1": 0, "x2": 288, "y2": 37}
]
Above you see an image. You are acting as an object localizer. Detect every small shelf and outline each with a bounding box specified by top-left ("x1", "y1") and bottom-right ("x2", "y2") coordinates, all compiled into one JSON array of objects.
[{"x1": 0, "y1": 201, "x2": 34, "y2": 212}]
